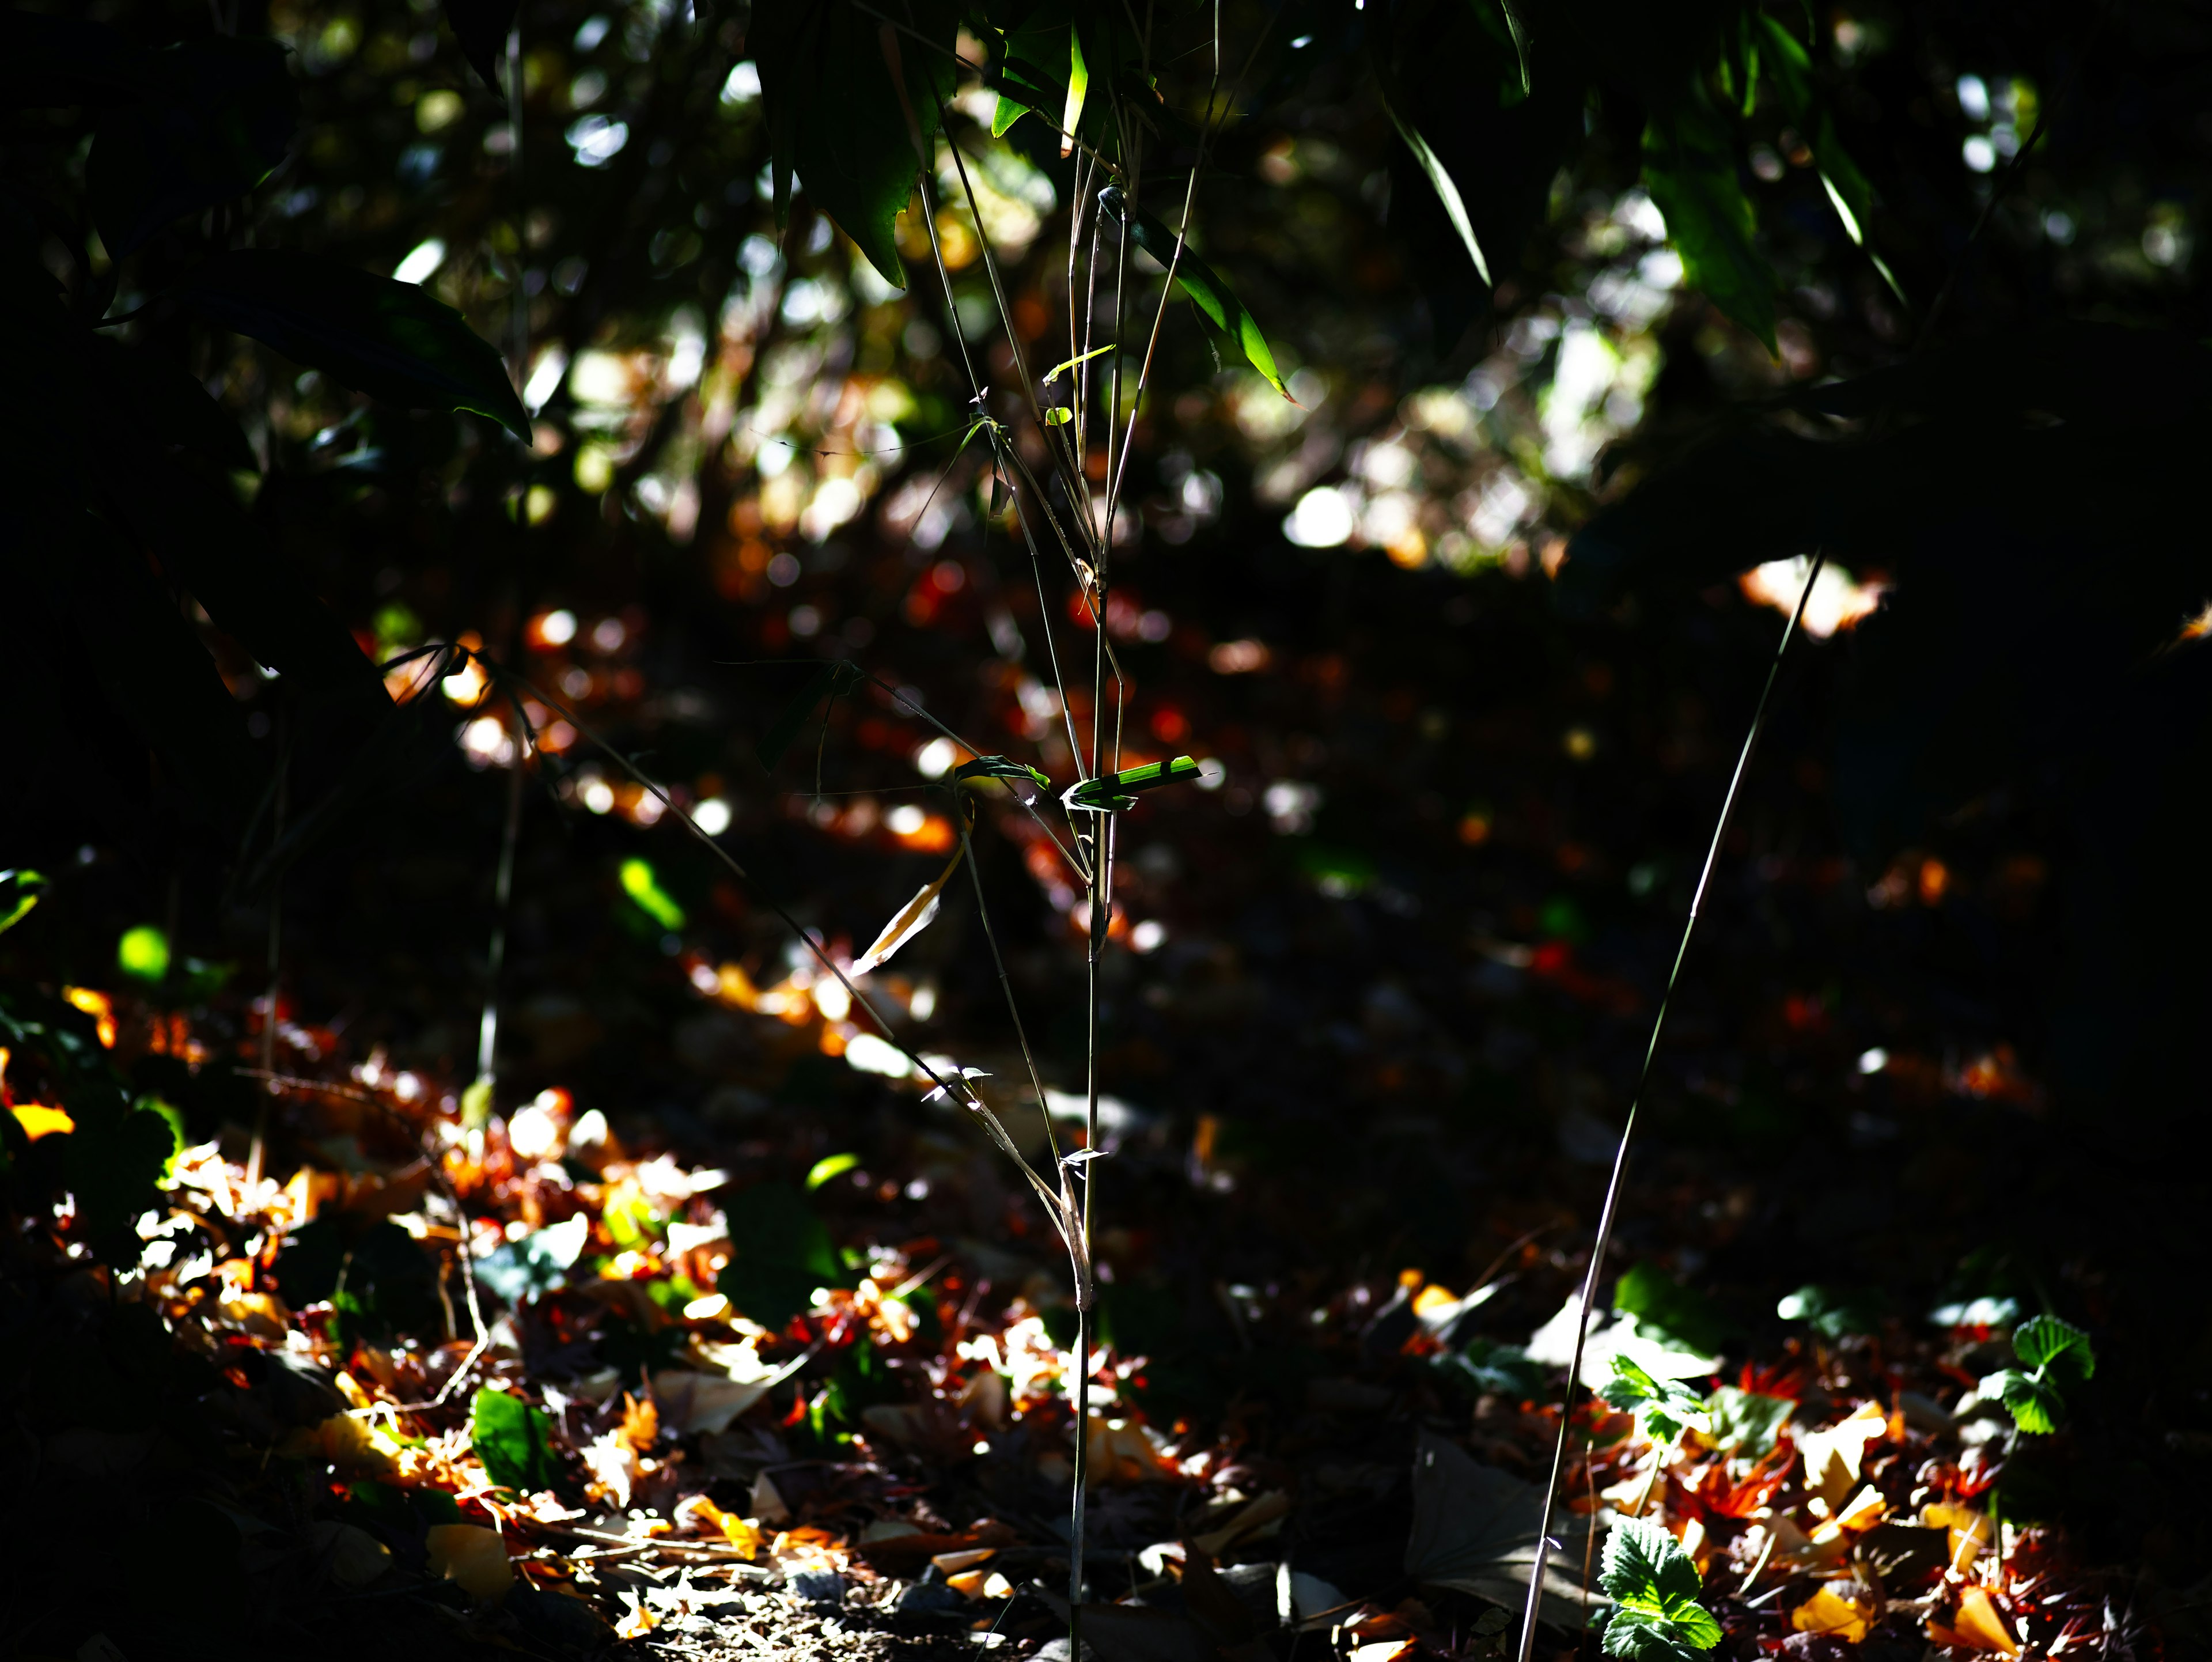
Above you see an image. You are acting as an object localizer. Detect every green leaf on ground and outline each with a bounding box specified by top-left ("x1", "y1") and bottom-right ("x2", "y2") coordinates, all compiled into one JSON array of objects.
[
  {"x1": 1600, "y1": 1516, "x2": 1722, "y2": 1660},
  {"x1": 1703, "y1": 1384, "x2": 1793, "y2": 1457},
  {"x1": 1602, "y1": 1353, "x2": 1713, "y2": 1444},
  {"x1": 1615, "y1": 1263, "x2": 1736, "y2": 1356},
  {"x1": 471, "y1": 1387, "x2": 558, "y2": 1491}
]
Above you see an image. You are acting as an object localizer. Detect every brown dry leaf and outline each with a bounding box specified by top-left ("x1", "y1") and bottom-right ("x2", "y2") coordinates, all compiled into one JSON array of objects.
[
  {"x1": 851, "y1": 847, "x2": 965, "y2": 975},
  {"x1": 1930, "y1": 1586, "x2": 2021, "y2": 1656},
  {"x1": 1791, "y1": 1584, "x2": 1876, "y2": 1644},
  {"x1": 425, "y1": 1524, "x2": 515, "y2": 1600},
  {"x1": 1191, "y1": 1490, "x2": 1290, "y2": 1555},
  {"x1": 1085, "y1": 1415, "x2": 1177, "y2": 1485},
  {"x1": 1797, "y1": 1399, "x2": 1887, "y2": 1509}
]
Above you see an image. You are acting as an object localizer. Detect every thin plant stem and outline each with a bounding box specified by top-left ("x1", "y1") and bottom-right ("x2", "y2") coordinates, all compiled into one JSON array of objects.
[
  {"x1": 246, "y1": 703, "x2": 290, "y2": 1190},
  {"x1": 1514, "y1": 552, "x2": 1827, "y2": 1662},
  {"x1": 955, "y1": 813, "x2": 1065, "y2": 1170},
  {"x1": 474, "y1": 720, "x2": 528, "y2": 1093}
]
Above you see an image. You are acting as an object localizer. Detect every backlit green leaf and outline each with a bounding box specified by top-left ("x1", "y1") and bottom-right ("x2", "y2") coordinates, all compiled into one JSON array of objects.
[
  {"x1": 1600, "y1": 1516, "x2": 1721, "y2": 1660},
  {"x1": 0, "y1": 871, "x2": 49, "y2": 938},
  {"x1": 1642, "y1": 97, "x2": 1775, "y2": 355},
  {"x1": 2013, "y1": 1314, "x2": 2094, "y2": 1381},
  {"x1": 1102, "y1": 190, "x2": 1290, "y2": 400},
  {"x1": 471, "y1": 1387, "x2": 559, "y2": 1491},
  {"x1": 619, "y1": 858, "x2": 686, "y2": 932}
]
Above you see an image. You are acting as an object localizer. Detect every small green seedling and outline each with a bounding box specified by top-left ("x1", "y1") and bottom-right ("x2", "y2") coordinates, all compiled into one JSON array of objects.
[
  {"x1": 1979, "y1": 1314, "x2": 2094, "y2": 1434},
  {"x1": 1601, "y1": 1353, "x2": 1713, "y2": 1448},
  {"x1": 1599, "y1": 1515, "x2": 1722, "y2": 1661}
]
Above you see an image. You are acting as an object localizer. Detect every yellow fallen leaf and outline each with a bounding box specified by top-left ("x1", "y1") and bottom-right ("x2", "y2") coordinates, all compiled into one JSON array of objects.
[
  {"x1": 933, "y1": 1547, "x2": 997, "y2": 1575},
  {"x1": 308, "y1": 1520, "x2": 393, "y2": 1589},
  {"x1": 1923, "y1": 1501, "x2": 1993, "y2": 1573},
  {"x1": 426, "y1": 1524, "x2": 514, "y2": 1600},
  {"x1": 218, "y1": 1290, "x2": 292, "y2": 1341},
  {"x1": 297, "y1": 1411, "x2": 403, "y2": 1478},
  {"x1": 946, "y1": 1568, "x2": 991, "y2": 1599},
  {"x1": 616, "y1": 1589, "x2": 660, "y2": 1639},
  {"x1": 10, "y1": 1103, "x2": 74, "y2": 1140},
  {"x1": 1930, "y1": 1586, "x2": 2020, "y2": 1656},
  {"x1": 851, "y1": 847, "x2": 965, "y2": 975},
  {"x1": 1411, "y1": 1284, "x2": 1460, "y2": 1319},
  {"x1": 1810, "y1": 1483, "x2": 1889, "y2": 1544},
  {"x1": 1797, "y1": 1400, "x2": 1887, "y2": 1509},
  {"x1": 1791, "y1": 1584, "x2": 1875, "y2": 1644}
]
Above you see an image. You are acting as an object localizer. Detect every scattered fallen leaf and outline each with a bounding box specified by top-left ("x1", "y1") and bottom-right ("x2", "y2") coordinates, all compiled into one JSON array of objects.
[
  {"x1": 1930, "y1": 1586, "x2": 2021, "y2": 1656},
  {"x1": 10, "y1": 1103, "x2": 73, "y2": 1139},
  {"x1": 1924, "y1": 1501, "x2": 1993, "y2": 1572},
  {"x1": 308, "y1": 1519, "x2": 393, "y2": 1589},
  {"x1": 426, "y1": 1523, "x2": 515, "y2": 1600},
  {"x1": 852, "y1": 847, "x2": 965, "y2": 975},
  {"x1": 1791, "y1": 1583, "x2": 1876, "y2": 1643},
  {"x1": 616, "y1": 1587, "x2": 661, "y2": 1639},
  {"x1": 1797, "y1": 1399, "x2": 1886, "y2": 1508}
]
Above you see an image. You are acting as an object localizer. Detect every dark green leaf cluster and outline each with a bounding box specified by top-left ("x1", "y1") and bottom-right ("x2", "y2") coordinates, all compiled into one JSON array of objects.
[
  {"x1": 1599, "y1": 1516, "x2": 1724, "y2": 1662},
  {"x1": 1981, "y1": 1315, "x2": 2095, "y2": 1435}
]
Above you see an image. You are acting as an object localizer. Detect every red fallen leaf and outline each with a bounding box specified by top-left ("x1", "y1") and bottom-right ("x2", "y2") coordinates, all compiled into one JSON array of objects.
[{"x1": 852, "y1": 1520, "x2": 1019, "y2": 1569}]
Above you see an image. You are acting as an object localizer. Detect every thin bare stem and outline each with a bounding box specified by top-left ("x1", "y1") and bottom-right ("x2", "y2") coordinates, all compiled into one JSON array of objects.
[
  {"x1": 1514, "y1": 552, "x2": 1827, "y2": 1662},
  {"x1": 955, "y1": 814, "x2": 1065, "y2": 1171},
  {"x1": 246, "y1": 705, "x2": 290, "y2": 1190},
  {"x1": 474, "y1": 718, "x2": 528, "y2": 1093}
]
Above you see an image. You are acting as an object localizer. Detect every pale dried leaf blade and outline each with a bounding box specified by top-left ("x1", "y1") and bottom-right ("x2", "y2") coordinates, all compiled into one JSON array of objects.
[
  {"x1": 1406, "y1": 1431, "x2": 1601, "y2": 1629},
  {"x1": 852, "y1": 847, "x2": 965, "y2": 975}
]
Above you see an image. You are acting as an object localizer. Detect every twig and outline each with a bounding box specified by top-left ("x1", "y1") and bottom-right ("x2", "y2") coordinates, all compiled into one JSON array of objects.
[{"x1": 1514, "y1": 552, "x2": 1828, "y2": 1662}]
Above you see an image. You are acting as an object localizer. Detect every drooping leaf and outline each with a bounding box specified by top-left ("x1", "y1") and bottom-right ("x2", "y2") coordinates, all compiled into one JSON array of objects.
[
  {"x1": 955, "y1": 754, "x2": 1049, "y2": 805},
  {"x1": 716, "y1": 1184, "x2": 839, "y2": 1331},
  {"x1": 1600, "y1": 1516, "x2": 1721, "y2": 1660},
  {"x1": 851, "y1": 846, "x2": 964, "y2": 975},
  {"x1": 0, "y1": 870, "x2": 49, "y2": 937},
  {"x1": 754, "y1": 659, "x2": 864, "y2": 771},
  {"x1": 175, "y1": 251, "x2": 529, "y2": 437},
  {"x1": 754, "y1": 0, "x2": 957, "y2": 287},
  {"x1": 1751, "y1": 14, "x2": 1900, "y2": 298},
  {"x1": 471, "y1": 1386, "x2": 559, "y2": 1491},
  {"x1": 88, "y1": 35, "x2": 298, "y2": 256},
  {"x1": 1641, "y1": 94, "x2": 1775, "y2": 355},
  {"x1": 1370, "y1": 53, "x2": 1491, "y2": 287},
  {"x1": 441, "y1": 0, "x2": 518, "y2": 94},
  {"x1": 1101, "y1": 190, "x2": 1290, "y2": 400}
]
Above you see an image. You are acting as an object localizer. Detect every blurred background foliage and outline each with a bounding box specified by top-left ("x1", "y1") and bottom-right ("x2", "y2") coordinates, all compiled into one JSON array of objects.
[{"x1": 7, "y1": 0, "x2": 2212, "y2": 1580}]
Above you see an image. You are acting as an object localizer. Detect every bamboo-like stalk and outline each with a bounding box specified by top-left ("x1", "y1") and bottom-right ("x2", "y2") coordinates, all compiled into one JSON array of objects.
[{"x1": 1515, "y1": 552, "x2": 1828, "y2": 1662}]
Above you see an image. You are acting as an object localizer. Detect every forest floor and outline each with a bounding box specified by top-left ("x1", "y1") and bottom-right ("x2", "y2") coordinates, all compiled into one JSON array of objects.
[{"x1": 5, "y1": 576, "x2": 2202, "y2": 1662}]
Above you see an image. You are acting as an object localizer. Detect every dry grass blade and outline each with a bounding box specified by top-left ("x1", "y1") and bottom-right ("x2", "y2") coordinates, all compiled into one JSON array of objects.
[{"x1": 851, "y1": 845, "x2": 965, "y2": 975}]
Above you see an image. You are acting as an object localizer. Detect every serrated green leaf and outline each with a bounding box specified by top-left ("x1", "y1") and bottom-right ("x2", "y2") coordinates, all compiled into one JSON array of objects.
[
  {"x1": 1602, "y1": 1353, "x2": 1711, "y2": 1443},
  {"x1": 1600, "y1": 1517, "x2": 1720, "y2": 1659},
  {"x1": 1102, "y1": 190, "x2": 1290, "y2": 400},
  {"x1": 1982, "y1": 1366, "x2": 2064, "y2": 1434},
  {"x1": 2014, "y1": 1314, "x2": 2094, "y2": 1381},
  {"x1": 89, "y1": 36, "x2": 298, "y2": 257},
  {"x1": 1642, "y1": 97, "x2": 1775, "y2": 355},
  {"x1": 470, "y1": 1387, "x2": 559, "y2": 1491},
  {"x1": 176, "y1": 251, "x2": 529, "y2": 437}
]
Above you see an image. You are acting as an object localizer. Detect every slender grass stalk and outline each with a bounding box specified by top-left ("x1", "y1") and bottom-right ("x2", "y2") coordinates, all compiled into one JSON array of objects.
[
  {"x1": 245, "y1": 704, "x2": 290, "y2": 1190},
  {"x1": 1514, "y1": 552, "x2": 1827, "y2": 1662},
  {"x1": 474, "y1": 720, "x2": 528, "y2": 1097}
]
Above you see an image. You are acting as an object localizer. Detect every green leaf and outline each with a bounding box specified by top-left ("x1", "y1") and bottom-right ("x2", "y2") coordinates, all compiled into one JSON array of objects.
[
  {"x1": 89, "y1": 36, "x2": 298, "y2": 256},
  {"x1": 1776, "y1": 1282, "x2": 1881, "y2": 1340},
  {"x1": 755, "y1": 0, "x2": 957, "y2": 287},
  {"x1": 1600, "y1": 1516, "x2": 1721, "y2": 1660},
  {"x1": 440, "y1": 0, "x2": 519, "y2": 94},
  {"x1": 175, "y1": 251, "x2": 529, "y2": 438},
  {"x1": 1749, "y1": 15, "x2": 1901, "y2": 301},
  {"x1": 619, "y1": 858, "x2": 687, "y2": 932},
  {"x1": 1370, "y1": 54, "x2": 1491, "y2": 287},
  {"x1": 470, "y1": 1387, "x2": 559, "y2": 1491},
  {"x1": 806, "y1": 1151, "x2": 861, "y2": 1190},
  {"x1": 755, "y1": 660, "x2": 864, "y2": 772},
  {"x1": 1641, "y1": 96, "x2": 1775, "y2": 355},
  {"x1": 89, "y1": 338, "x2": 258, "y2": 473},
  {"x1": 1614, "y1": 1263, "x2": 1736, "y2": 1357},
  {"x1": 1601, "y1": 1353, "x2": 1711, "y2": 1443},
  {"x1": 1980, "y1": 1366, "x2": 2065, "y2": 1435},
  {"x1": 716, "y1": 1184, "x2": 838, "y2": 1331},
  {"x1": 1101, "y1": 189, "x2": 1290, "y2": 400},
  {"x1": 1703, "y1": 1384, "x2": 1793, "y2": 1457},
  {"x1": 1065, "y1": 755, "x2": 1201, "y2": 812},
  {"x1": 117, "y1": 926, "x2": 171, "y2": 983},
  {"x1": 1435, "y1": 1337, "x2": 1545, "y2": 1401},
  {"x1": 2014, "y1": 1314, "x2": 2094, "y2": 1383},
  {"x1": 0, "y1": 870, "x2": 49, "y2": 937},
  {"x1": 1041, "y1": 405, "x2": 1073, "y2": 426}
]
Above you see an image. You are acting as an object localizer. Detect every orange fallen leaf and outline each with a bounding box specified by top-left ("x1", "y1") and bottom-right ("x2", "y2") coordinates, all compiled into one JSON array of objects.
[
  {"x1": 1930, "y1": 1587, "x2": 2020, "y2": 1656},
  {"x1": 426, "y1": 1524, "x2": 515, "y2": 1600}
]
